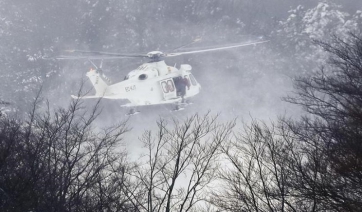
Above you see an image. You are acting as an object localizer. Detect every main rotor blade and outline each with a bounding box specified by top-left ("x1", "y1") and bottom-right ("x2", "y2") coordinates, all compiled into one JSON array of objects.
[
  {"x1": 166, "y1": 40, "x2": 269, "y2": 57},
  {"x1": 65, "y1": 49, "x2": 147, "y2": 58},
  {"x1": 53, "y1": 55, "x2": 138, "y2": 60},
  {"x1": 171, "y1": 37, "x2": 202, "y2": 52}
]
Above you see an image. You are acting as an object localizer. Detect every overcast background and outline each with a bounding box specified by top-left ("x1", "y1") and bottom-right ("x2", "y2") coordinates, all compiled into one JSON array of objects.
[{"x1": 1, "y1": 0, "x2": 361, "y2": 153}]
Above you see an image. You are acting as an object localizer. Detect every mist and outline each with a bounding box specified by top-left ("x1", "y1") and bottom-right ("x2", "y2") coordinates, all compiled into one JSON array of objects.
[{"x1": 1, "y1": 0, "x2": 361, "y2": 152}]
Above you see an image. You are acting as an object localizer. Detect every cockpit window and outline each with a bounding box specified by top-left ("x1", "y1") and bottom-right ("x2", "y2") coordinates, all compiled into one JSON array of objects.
[
  {"x1": 190, "y1": 74, "x2": 197, "y2": 86},
  {"x1": 124, "y1": 75, "x2": 129, "y2": 80},
  {"x1": 152, "y1": 68, "x2": 159, "y2": 76},
  {"x1": 138, "y1": 74, "x2": 148, "y2": 80}
]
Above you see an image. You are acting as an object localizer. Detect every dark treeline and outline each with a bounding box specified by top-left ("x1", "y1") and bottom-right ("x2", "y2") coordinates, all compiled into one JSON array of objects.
[
  {"x1": 1, "y1": 0, "x2": 362, "y2": 211},
  {"x1": 1, "y1": 32, "x2": 362, "y2": 211}
]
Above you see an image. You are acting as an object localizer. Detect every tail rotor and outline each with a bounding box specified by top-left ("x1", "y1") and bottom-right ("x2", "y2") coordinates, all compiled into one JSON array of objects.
[{"x1": 87, "y1": 59, "x2": 111, "y2": 84}]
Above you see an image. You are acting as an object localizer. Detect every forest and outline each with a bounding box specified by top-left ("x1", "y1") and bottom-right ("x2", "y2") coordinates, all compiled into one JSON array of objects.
[{"x1": 0, "y1": 0, "x2": 362, "y2": 211}]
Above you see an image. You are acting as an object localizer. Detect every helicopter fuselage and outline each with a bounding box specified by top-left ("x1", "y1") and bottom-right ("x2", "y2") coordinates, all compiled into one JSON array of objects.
[
  {"x1": 85, "y1": 60, "x2": 201, "y2": 107},
  {"x1": 67, "y1": 40, "x2": 269, "y2": 111}
]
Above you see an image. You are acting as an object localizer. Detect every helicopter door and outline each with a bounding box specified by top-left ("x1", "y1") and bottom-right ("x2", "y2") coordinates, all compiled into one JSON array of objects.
[
  {"x1": 184, "y1": 74, "x2": 199, "y2": 96},
  {"x1": 159, "y1": 78, "x2": 177, "y2": 100}
]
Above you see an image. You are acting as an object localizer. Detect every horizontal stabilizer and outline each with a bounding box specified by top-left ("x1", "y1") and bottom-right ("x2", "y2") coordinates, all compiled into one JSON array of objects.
[{"x1": 71, "y1": 95, "x2": 102, "y2": 99}]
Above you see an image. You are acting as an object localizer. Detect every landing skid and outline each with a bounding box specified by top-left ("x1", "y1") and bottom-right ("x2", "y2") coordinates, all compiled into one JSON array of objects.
[
  {"x1": 183, "y1": 100, "x2": 193, "y2": 105},
  {"x1": 126, "y1": 108, "x2": 140, "y2": 116},
  {"x1": 171, "y1": 100, "x2": 192, "y2": 112},
  {"x1": 172, "y1": 104, "x2": 185, "y2": 111}
]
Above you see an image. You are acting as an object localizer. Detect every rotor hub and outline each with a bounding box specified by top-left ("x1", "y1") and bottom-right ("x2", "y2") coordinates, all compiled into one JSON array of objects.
[{"x1": 147, "y1": 51, "x2": 165, "y2": 61}]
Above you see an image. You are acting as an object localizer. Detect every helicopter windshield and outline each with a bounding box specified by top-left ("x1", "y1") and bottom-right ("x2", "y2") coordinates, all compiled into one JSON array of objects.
[{"x1": 190, "y1": 74, "x2": 197, "y2": 85}]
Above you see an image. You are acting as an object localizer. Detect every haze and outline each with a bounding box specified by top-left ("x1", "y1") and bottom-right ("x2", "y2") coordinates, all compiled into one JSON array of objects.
[{"x1": 1, "y1": 0, "x2": 361, "y2": 152}]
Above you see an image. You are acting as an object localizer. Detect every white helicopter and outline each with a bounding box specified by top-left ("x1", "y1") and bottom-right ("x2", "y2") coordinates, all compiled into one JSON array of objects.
[{"x1": 57, "y1": 39, "x2": 268, "y2": 115}]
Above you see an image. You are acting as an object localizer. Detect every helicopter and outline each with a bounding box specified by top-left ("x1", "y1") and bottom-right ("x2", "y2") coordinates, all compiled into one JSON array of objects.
[{"x1": 57, "y1": 39, "x2": 269, "y2": 115}]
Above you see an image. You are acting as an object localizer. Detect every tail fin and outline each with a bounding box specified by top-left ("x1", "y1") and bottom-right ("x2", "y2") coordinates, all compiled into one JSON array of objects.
[{"x1": 86, "y1": 69, "x2": 110, "y2": 96}]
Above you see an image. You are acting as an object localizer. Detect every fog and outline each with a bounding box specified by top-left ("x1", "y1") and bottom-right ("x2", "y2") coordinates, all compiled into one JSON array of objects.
[{"x1": 1, "y1": 0, "x2": 361, "y2": 153}]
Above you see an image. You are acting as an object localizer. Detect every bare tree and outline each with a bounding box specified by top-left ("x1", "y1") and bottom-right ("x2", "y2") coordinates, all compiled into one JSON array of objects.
[
  {"x1": 211, "y1": 33, "x2": 362, "y2": 212},
  {"x1": 0, "y1": 91, "x2": 133, "y2": 211},
  {"x1": 284, "y1": 32, "x2": 362, "y2": 211},
  {"x1": 210, "y1": 118, "x2": 344, "y2": 211},
  {"x1": 123, "y1": 113, "x2": 235, "y2": 212},
  {"x1": 210, "y1": 120, "x2": 299, "y2": 212}
]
